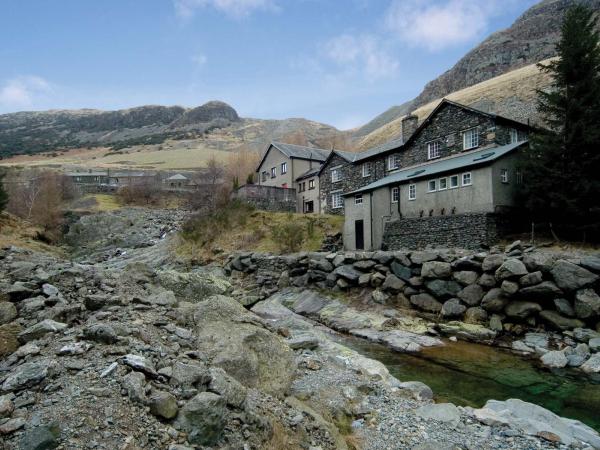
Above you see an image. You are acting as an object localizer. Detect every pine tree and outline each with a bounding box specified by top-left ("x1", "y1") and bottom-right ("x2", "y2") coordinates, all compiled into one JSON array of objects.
[
  {"x1": 520, "y1": 5, "x2": 600, "y2": 237},
  {"x1": 0, "y1": 171, "x2": 8, "y2": 214}
]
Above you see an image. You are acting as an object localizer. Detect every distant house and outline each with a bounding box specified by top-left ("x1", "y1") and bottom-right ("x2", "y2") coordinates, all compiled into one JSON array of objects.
[
  {"x1": 163, "y1": 173, "x2": 197, "y2": 190},
  {"x1": 255, "y1": 142, "x2": 331, "y2": 213}
]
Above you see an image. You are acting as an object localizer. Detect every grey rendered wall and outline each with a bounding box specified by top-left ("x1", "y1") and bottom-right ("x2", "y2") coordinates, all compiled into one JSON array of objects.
[
  {"x1": 258, "y1": 148, "x2": 293, "y2": 188},
  {"x1": 298, "y1": 176, "x2": 320, "y2": 213},
  {"x1": 343, "y1": 194, "x2": 373, "y2": 251},
  {"x1": 490, "y1": 153, "x2": 521, "y2": 210}
]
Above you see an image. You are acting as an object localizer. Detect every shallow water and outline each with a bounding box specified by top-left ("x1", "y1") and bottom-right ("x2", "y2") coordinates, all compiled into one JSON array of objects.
[{"x1": 338, "y1": 334, "x2": 600, "y2": 431}]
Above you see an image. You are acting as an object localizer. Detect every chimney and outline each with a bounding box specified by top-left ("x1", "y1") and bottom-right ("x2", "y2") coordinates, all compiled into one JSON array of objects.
[{"x1": 402, "y1": 114, "x2": 419, "y2": 142}]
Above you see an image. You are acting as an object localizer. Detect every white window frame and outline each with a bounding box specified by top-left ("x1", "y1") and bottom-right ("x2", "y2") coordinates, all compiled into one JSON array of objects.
[
  {"x1": 270, "y1": 167, "x2": 276, "y2": 178},
  {"x1": 362, "y1": 162, "x2": 371, "y2": 177},
  {"x1": 449, "y1": 175, "x2": 459, "y2": 189},
  {"x1": 427, "y1": 141, "x2": 441, "y2": 160},
  {"x1": 391, "y1": 187, "x2": 399, "y2": 203},
  {"x1": 438, "y1": 177, "x2": 447, "y2": 190},
  {"x1": 281, "y1": 162, "x2": 287, "y2": 174},
  {"x1": 408, "y1": 184, "x2": 416, "y2": 201},
  {"x1": 462, "y1": 172, "x2": 472, "y2": 186},
  {"x1": 500, "y1": 169, "x2": 508, "y2": 183},
  {"x1": 331, "y1": 167, "x2": 342, "y2": 183},
  {"x1": 331, "y1": 191, "x2": 343, "y2": 209},
  {"x1": 387, "y1": 154, "x2": 399, "y2": 171},
  {"x1": 463, "y1": 128, "x2": 479, "y2": 150},
  {"x1": 355, "y1": 194, "x2": 363, "y2": 205},
  {"x1": 308, "y1": 179, "x2": 315, "y2": 189},
  {"x1": 509, "y1": 128, "x2": 519, "y2": 144},
  {"x1": 428, "y1": 180, "x2": 437, "y2": 192}
]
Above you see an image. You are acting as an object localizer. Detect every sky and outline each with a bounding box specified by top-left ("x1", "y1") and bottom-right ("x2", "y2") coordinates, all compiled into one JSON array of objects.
[{"x1": 0, "y1": 0, "x2": 539, "y2": 129}]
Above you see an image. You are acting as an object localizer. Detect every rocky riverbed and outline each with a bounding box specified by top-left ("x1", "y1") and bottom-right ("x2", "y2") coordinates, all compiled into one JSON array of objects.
[{"x1": 1, "y1": 207, "x2": 600, "y2": 449}]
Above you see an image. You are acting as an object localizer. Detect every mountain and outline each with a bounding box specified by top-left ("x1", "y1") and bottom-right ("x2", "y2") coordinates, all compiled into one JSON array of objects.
[{"x1": 354, "y1": 0, "x2": 600, "y2": 139}]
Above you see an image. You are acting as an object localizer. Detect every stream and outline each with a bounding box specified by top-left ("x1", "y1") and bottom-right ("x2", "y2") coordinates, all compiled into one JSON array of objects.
[{"x1": 338, "y1": 334, "x2": 600, "y2": 431}]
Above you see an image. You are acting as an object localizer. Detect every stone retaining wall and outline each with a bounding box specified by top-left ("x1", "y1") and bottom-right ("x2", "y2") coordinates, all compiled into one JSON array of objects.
[
  {"x1": 225, "y1": 243, "x2": 600, "y2": 336},
  {"x1": 382, "y1": 213, "x2": 499, "y2": 250}
]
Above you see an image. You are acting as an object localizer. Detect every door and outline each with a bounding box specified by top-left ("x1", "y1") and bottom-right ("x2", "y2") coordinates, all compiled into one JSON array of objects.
[
  {"x1": 355, "y1": 220, "x2": 364, "y2": 250},
  {"x1": 305, "y1": 201, "x2": 314, "y2": 213}
]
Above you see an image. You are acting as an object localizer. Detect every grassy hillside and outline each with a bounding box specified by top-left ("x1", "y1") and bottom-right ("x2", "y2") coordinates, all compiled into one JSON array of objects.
[{"x1": 356, "y1": 59, "x2": 553, "y2": 151}]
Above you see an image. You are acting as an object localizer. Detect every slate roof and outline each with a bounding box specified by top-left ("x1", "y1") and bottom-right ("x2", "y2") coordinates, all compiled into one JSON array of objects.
[
  {"x1": 346, "y1": 140, "x2": 527, "y2": 196},
  {"x1": 295, "y1": 167, "x2": 320, "y2": 181},
  {"x1": 256, "y1": 142, "x2": 331, "y2": 172},
  {"x1": 166, "y1": 174, "x2": 188, "y2": 180}
]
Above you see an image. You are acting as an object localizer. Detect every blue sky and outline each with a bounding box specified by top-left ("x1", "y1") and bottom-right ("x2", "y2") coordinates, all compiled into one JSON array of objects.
[{"x1": 0, "y1": 0, "x2": 538, "y2": 129}]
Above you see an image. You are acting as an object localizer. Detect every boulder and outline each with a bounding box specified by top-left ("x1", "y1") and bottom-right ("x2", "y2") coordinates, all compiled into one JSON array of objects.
[
  {"x1": 574, "y1": 289, "x2": 600, "y2": 320},
  {"x1": 523, "y1": 253, "x2": 557, "y2": 273},
  {"x1": 0, "y1": 302, "x2": 17, "y2": 325},
  {"x1": 477, "y1": 273, "x2": 497, "y2": 288},
  {"x1": 589, "y1": 337, "x2": 600, "y2": 353},
  {"x1": 358, "y1": 273, "x2": 371, "y2": 287},
  {"x1": 193, "y1": 295, "x2": 295, "y2": 397},
  {"x1": 415, "y1": 403, "x2": 460, "y2": 427},
  {"x1": 286, "y1": 334, "x2": 319, "y2": 350},
  {"x1": 550, "y1": 260, "x2": 598, "y2": 292},
  {"x1": 581, "y1": 354, "x2": 600, "y2": 374},
  {"x1": 464, "y1": 307, "x2": 488, "y2": 324},
  {"x1": 452, "y1": 257, "x2": 482, "y2": 272},
  {"x1": 17, "y1": 320, "x2": 67, "y2": 344},
  {"x1": 425, "y1": 279, "x2": 461, "y2": 299},
  {"x1": 501, "y1": 280, "x2": 519, "y2": 295},
  {"x1": 177, "y1": 392, "x2": 227, "y2": 446},
  {"x1": 371, "y1": 289, "x2": 389, "y2": 304},
  {"x1": 457, "y1": 284, "x2": 484, "y2": 306},
  {"x1": 476, "y1": 399, "x2": 600, "y2": 447},
  {"x1": 540, "y1": 350, "x2": 568, "y2": 368},
  {"x1": 480, "y1": 288, "x2": 509, "y2": 313},
  {"x1": 539, "y1": 310, "x2": 584, "y2": 331},
  {"x1": 581, "y1": 256, "x2": 600, "y2": 273},
  {"x1": 519, "y1": 281, "x2": 563, "y2": 300},
  {"x1": 170, "y1": 361, "x2": 211, "y2": 388},
  {"x1": 482, "y1": 254, "x2": 505, "y2": 272},
  {"x1": 156, "y1": 269, "x2": 231, "y2": 302},
  {"x1": 381, "y1": 274, "x2": 405, "y2": 293},
  {"x1": 18, "y1": 424, "x2": 60, "y2": 450},
  {"x1": 122, "y1": 354, "x2": 158, "y2": 377},
  {"x1": 82, "y1": 323, "x2": 118, "y2": 344},
  {"x1": 208, "y1": 367, "x2": 247, "y2": 408},
  {"x1": 505, "y1": 301, "x2": 542, "y2": 320},
  {"x1": 333, "y1": 265, "x2": 362, "y2": 282},
  {"x1": 390, "y1": 261, "x2": 412, "y2": 281},
  {"x1": 489, "y1": 314, "x2": 503, "y2": 332},
  {"x1": 1, "y1": 360, "x2": 50, "y2": 392},
  {"x1": 398, "y1": 381, "x2": 433, "y2": 401},
  {"x1": 149, "y1": 391, "x2": 178, "y2": 419},
  {"x1": 122, "y1": 371, "x2": 147, "y2": 403},
  {"x1": 410, "y1": 251, "x2": 437, "y2": 265},
  {"x1": 441, "y1": 299, "x2": 467, "y2": 318},
  {"x1": 311, "y1": 259, "x2": 333, "y2": 272},
  {"x1": 410, "y1": 293, "x2": 442, "y2": 313},
  {"x1": 573, "y1": 328, "x2": 600, "y2": 343},
  {"x1": 439, "y1": 320, "x2": 496, "y2": 341},
  {"x1": 421, "y1": 261, "x2": 452, "y2": 279},
  {"x1": 495, "y1": 259, "x2": 528, "y2": 280},
  {"x1": 519, "y1": 271, "x2": 543, "y2": 287},
  {"x1": 353, "y1": 260, "x2": 376, "y2": 271},
  {"x1": 452, "y1": 271, "x2": 479, "y2": 286},
  {"x1": 554, "y1": 298, "x2": 575, "y2": 317},
  {"x1": 84, "y1": 294, "x2": 108, "y2": 311}
]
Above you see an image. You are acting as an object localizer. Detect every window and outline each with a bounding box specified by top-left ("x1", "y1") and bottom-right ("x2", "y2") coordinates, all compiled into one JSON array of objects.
[
  {"x1": 271, "y1": 167, "x2": 276, "y2": 178},
  {"x1": 450, "y1": 175, "x2": 459, "y2": 188},
  {"x1": 281, "y1": 162, "x2": 287, "y2": 174},
  {"x1": 388, "y1": 154, "x2": 400, "y2": 171},
  {"x1": 427, "y1": 141, "x2": 441, "y2": 159},
  {"x1": 439, "y1": 178, "x2": 447, "y2": 190},
  {"x1": 462, "y1": 172, "x2": 472, "y2": 186},
  {"x1": 331, "y1": 191, "x2": 343, "y2": 209},
  {"x1": 355, "y1": 194, "x2": 363, "y2": 205},
  {"x1": 509, "y1": 128, "x2": 519, "y2": 144},
  {"x1": 463, "y1": 128, "x2": 479, "y2": 150},
  {"x1": 331, "y1": 167, "x2": 342, "y2": 183},
  {"x1": 408, "y1": 184, "x2": 416, "y2": 200},
  {"x1": 392, "y1": 187, "x2": 399, "y2": 203},
  {"x1": 308, "y1": 179, "x2": 315, "y2": 189},
  {"x1": 362, "y1": 163, "x2": 371, "y2": 177},
  {"x1": 261, "y1": 171, "x2": 268, "y2": 182},
  {"x1": 428, "y1": 180, "x2": 437, "y2": 192},
  {"x1": 500, "y1": 169, "x2": 508, "y2": 183},
  {"x1": 516, "y1": 170, "x2": 523, "y2": 185}
]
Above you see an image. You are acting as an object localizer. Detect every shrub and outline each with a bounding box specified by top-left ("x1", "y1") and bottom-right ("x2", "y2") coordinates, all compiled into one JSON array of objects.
[{"x1": 271, "y1": 216, "x2": 305, "y2": 253}]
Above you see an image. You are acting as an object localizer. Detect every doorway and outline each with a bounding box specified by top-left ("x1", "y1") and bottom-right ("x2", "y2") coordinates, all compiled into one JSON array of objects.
[{"x1": 355, "y1": 220, "x2": 364, "y2": 250}]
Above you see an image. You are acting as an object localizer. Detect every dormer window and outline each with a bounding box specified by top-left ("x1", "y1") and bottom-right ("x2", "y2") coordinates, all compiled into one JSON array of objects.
[
  {"x1": 427, "y1": 141, "x2": 441, "y2": 160},
  {"x1": 463, "y1": 128, "x2": 479, "y2": 150},
  {"x1": 362, "y1": 162, "x2": 371, "y2": 177},
  {"x1": 387, "y1": 154, "x2": 400, "y2": 171}
]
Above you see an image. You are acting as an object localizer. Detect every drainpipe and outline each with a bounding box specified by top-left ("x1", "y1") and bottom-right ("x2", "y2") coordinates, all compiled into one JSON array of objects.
[{"x1": 369, "y1": 192, "x2": 374, "y2": 250}]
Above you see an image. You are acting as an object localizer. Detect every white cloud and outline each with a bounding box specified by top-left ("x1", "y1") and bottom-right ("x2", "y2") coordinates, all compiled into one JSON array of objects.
[
  {"x1": 191, "y1": 54, "x2": 208, "y2": 66},
  {"x1": 385, "y1": 0, "x2": 503, "y2": 51},
  {"x1": 174, "y1": 0, "x2": 277, "y2": 19},
  {"x1": 323, "y1": 34, "x2": 399, "y2": 81},
  {"x1": 0, "y1": 76, "x2": 51, "y2": 110}
]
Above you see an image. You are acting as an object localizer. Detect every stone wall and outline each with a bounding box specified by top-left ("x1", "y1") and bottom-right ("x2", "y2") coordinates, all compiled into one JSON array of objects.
[
  {"x1": 225, "y1": 245, "x2": 600, "y2": 338},
  {"x1": 232, "y1": 185, "x2": 296, "y2": 212},
  {"x1": 382, "y1": 213, "x2": 499, "y2": 250}
]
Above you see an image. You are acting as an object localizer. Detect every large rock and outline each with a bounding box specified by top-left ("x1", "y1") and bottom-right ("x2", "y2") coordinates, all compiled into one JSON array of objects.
[
  {"x1": 333, "y1": 265, "x2": 362, "y2": 282},
  {"x1": 156, "y1": 269, "x2": 231, "y2": 302},
  {"x1": 1, "y1": 360, "x2": 51, "y2": 392},
  {"x1": 481, "y1": 254, "x2": 505, "y2": 272},
  {"x1": 519, "y1": 281, "x2": 563, "y2": 300},
  {"x1": 415, "y1": 403, "x2": 460, "y2": 427},
  {"x1": 193, "y1": 295, "x2": 295, "y2": 397},
  {"x1": 425, "y1": 279, "x2": 461, "y2": 299},
  {"x1": 0, "y1": 302, "x2": 17, "y2": 325},
  {"x1": 170, "y1": 361, "x2": 211, "y2": 388},
  {"x1": 82, "y1": 323, "x2": 118, "y2": 344},
  {"x1": 539, "y1": 310, "x2": 584, "y2": 331},
  {"x1": 480, "y1": 288, "x2": 509, "y2": 313},
  {"x1": 381, "y1": 274, "x2": 405, "y2": 293},
  {"x1": 540, "y1": 350, "x2": 568, "y2": 368},
  {"x1": 519, "y1": 271, "x2": 543, "y2": 287},
  {"x1": 475, "y1": 399, "x2": 600, "y2": 447},
  {"x1": 464, "y1": 307, "x2": 488, "y2": 324},
  {"x1": 421, "y1": 261, "x2": 452, "y2": 279},
  {"x1": 554, "y1": 298, "x2": 575, "y2": 317},
  {"x1": 208, "y1": 367, "x2": 247, "y2": 408},
  {"x1": 581, "y1": 353, "x2": 600, "y2": 374},
  {"x1": 505, "y1": 301, "x2": 542, "y2": 320},
  {"x1": 17, "y1": 320, "x2": 67, "y2": 344},
  {"x1": 495, "y1": 259, "x2": 528, "y2": 280},
  {"x1": 149, "y1": 391, "x2": 178, "y2": 419},
  {"x1": 390, "y1": 261, "x2": 412, "y2": 281},
  {"x1": 457, "y1": 284, "x2": 484, "y2": 306},
  {"x1": 574, "y1": 289, "x2": 600, "y2": 320},
  {"x1": 177, "y1": 392, "x2": 227, "y2": 446},
  {"x1": 550, "y1": 260, "x2": 598, "y2": 292},
  {"x1": 410, "y1": 293, "x2": 442, "y2": 313},
  {"x1": 453, "y1": 271, "x2": 479, "y2": 286},
  {"x1": 410, "y1": 251, "x2": 437, "y2": 265},
  {"x1": 441, "y1": 299, "x2": 467, "y2": 318},
  {"x1": 439, "y1": 320, "x2": 496, "y2": 341},
  {"x1": 581, "y1": 256, "x2": 600, "y2": 273},
  {"x1": 18, "y1": 424, "x2": 60, "y2": 450}
]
